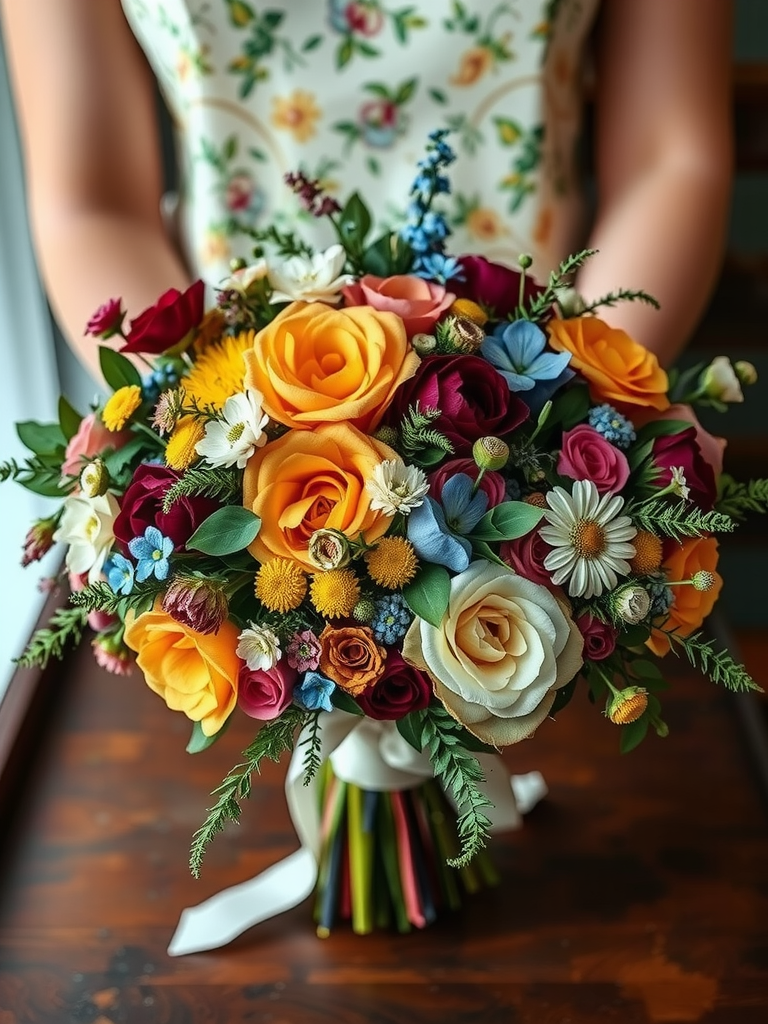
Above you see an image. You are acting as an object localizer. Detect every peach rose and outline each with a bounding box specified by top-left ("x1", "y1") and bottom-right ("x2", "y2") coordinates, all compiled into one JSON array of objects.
[
  {"x1": 319, "y1": 624, "x2": 386, "y2": 696},
  {"x1": 243, "y1": 423, "x2": 396, "y2": 569},
  {"x1": 547, "y1": 316, "x2": 670, "y2": 411},
  {"x1": 124, "y1": 604, "x2": 240, "y2": 736},
  {"x1": 646, "y1": 536, "x2": 723, "y2": 657},
  {"x1": 341, "y1": 274, "x2": 454, "y2": 337},
  {"x1": 61, "y1": 411, "x2": 131, "y2": 478},
  {"x1": 243, "y1": 300, "x2": 420, "y2": 433}
]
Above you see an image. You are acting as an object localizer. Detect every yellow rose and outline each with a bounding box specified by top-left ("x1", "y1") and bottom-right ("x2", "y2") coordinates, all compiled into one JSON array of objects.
[
  {"x1": 243, "y1": 423, "x2": 395, "y2": 570},
  {"x1": 243, "y1": 300, "x2": 420, "y2": 433},
  {"x1": 547, "y1": 316, "x2": 670, "y2": 411},
  {"x1": 402, "y1": 562, "x2": 583, "y2": 746},
  {"x1": 124, "y1": 604, "x2": 240, "y2": 736}
]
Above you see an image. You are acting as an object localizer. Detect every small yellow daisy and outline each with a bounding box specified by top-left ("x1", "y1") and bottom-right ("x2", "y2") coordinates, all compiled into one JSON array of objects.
[
  {"x1": 364, "y1": 537, "x2": 418, "y2": 590},
  {"x1": 255, "y1": 559, "x2": 308, "y2": 613},
  {"x1": 450, "y1": 297, "x2": 488, "y2": 327},
  {"x1": 102, "y1": 385, "x2": 142, "y2": 432},
  {"x1": 309, "y1": 568, "x2": 361, "y2": 619},
  {"x1": 165, "y1": 415, "x2": 206, "y2": 471},
  {"x1": 629, "y1": 530, "x2": 663, "y2": 576}
]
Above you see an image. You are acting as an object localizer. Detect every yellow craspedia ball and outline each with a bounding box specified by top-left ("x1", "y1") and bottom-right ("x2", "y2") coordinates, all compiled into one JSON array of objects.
[
  {"x1": 450, "y1": 297, "x2": 488, "y2": 327},
  {"x1": 165, "y1": 415, "x2": 205, "y2": 471},
  {"x1": 255, "y1": 559, "x2": 308, "y2": 613},
  {"x1": 365, "y1": 536, "x2": 419, "y2": 590},
  {"x1": 310, "y1": 568, "x2": 361, "y2": 619},
  {"x1": 102, "y1": 385, "x2": 142, "y2": 431},
  {"x1": 629, "y1": 530, "x2": 664, "y2": 576}
]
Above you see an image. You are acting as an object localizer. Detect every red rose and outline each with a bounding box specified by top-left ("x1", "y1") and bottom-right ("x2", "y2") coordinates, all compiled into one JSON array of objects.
[
  {"x1": 651, "y1": 426, "x2": 717, "y2": 510},
  {"x1": 113, "y1": 463, "x2": 220, "y2": 551},
  {"x1": 238, "y1": 661, "x2": 297, "y2": 721},
  {"x1": 341, "y1": 274, "x2": 454, "y2": 337},
  {"x1": 121, "y1": 280, "x2": 205, "y2": 356},
  {"x1": 85, "y1": 298, "x2": 125, "y2": 339},
  {"x1": 384, "y1": 354, "x2": 528, "y2": 456},
  {"x1": 500, "y1": 529, "x2": 555, "y2": 588},
  {"x1": 557, "y1": 424, "x2": 630, "y2": 494},
  {"x1": 575, "y1": 613, "x2": 618, "y2": 661},
  {"x1": 355, "y1": 650, "x2": 432, "y2": 720},
  {"x1": 452, "y1": 254, "x2": 544, "y2": 320},
  {"x1": 429, "y1": 458, "x2": 506, "y2": 507}
]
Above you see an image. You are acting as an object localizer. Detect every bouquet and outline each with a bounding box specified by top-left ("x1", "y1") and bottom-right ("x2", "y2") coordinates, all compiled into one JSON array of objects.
[{"x1": 4, "y1": 131, "x2": 766, "y2": 952}]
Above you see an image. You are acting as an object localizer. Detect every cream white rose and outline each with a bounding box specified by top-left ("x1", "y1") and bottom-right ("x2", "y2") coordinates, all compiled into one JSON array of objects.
[
  {"x1": 402, "y1": 561, "x2": 583, "y2": 746},
  {"x1": 54, "y1": 491, "x2": 120, "y2": 584}
]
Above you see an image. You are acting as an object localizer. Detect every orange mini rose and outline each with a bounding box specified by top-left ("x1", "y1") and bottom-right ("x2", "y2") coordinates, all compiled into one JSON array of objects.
[
  {"x1": 646, "y1": 535, "x2": 723, "y2": 656},
  {"x1": 124, "y1": 604, "x2": 241, "y2": 736},
  {"x1": 243, "y1": 423, "x2": 396, "y2": 569},
  {"x1": 243, "y1": 300, "x2": 420, "y2": 433},
  {"x1": 547, "y1": 316, "x2": 670, "y2": 411},
  {"x1": 319, "y1": 624, "x2": 387, "y2": 696}
]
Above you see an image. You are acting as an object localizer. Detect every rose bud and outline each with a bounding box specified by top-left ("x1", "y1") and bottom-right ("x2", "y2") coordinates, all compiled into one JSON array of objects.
[
  {"x1": 85, "y1": 297, "x2": 125, "y2": 339},
  {"x1": 307, "y1": 528, "x2": 351, "y2": 571},
  {"x1": 21, "y1": 517, "x2": 57, "y2": 567},
  {"x1": 79, "y1": 459, "x2": 111, "y2": 498},
  {"x1": 162, "y1": 576, "x2": 229, "y2": 635}
]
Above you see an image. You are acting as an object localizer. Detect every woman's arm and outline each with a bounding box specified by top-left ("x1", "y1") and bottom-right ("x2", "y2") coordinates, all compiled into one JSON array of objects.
[
  {"x1": 0, "y1": 0, "x2": 190, "y2": 383},
  {"x1": 576, "y1": 0, "x2": 733, "y2": 366}
]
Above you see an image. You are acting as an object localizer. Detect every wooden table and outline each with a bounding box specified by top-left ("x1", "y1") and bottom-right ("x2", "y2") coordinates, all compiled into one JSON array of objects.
[{"x1": 1, "y1": 631, "x2": 767, "y2": 1023}]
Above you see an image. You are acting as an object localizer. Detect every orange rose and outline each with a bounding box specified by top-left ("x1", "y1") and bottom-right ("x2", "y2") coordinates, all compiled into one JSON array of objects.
[
  {"x1": 124, "y1": 604, "x2": 240, "y2": 736},
  {"x1": 243, "y1": 423, "x2": 396, "y2": 569},
  {"x1": 547, "y1": 316, "x2": 670, "y2": 411},
  {"x1": 341, "y1": 274, "x2": 455, "y2": 337},
  {"x1": 243, "y1": 300, "x2": 420, "y2": 433},
  {"x1": 319, "y1": 624, "x2": 386, "y2": 695},
  {"x1": 646, "y1": 536, "x2": 723, "y2": 656}
]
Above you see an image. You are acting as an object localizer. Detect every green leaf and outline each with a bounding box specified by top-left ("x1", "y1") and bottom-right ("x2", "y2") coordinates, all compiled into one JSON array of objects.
[
  {"x1": 186, "y1": 506, "x2": 262, "y2": 555},
  {"x1": 396, "y1": 712, "x2": 424, "y2": 752},
  {"x1": 549, "y1": 676, "x2": 578, "y2": 718},
  {"x1": 361, "y1": 231, "x2": 414, "y2": 277},
  {"x1": 630, "y1": 658, "x2": 664, "y2": 680},
  {"x1": 470, "y1": 501, "x2": 544, "y2": 543},
  {"x1": 634, "y1": 419, "x2": 691, "y2": 445},
  {"x1": 547, "y1": 384, "x2": 590, "y2": 431},
  {"x1": 619, "y1": 715, "x2": 649, "y2": 754},
  {"x1": 99, "y1": 346, "x2": 142, "y2": 391},
  {"x1": 58, "y1": 396, "x2": 83, "y2": 441},
  {"x1": 403, "y1": 563, "x2": 451, "y2": 628},
  {"x1": 102, "y1": 435, "x2": 149, "y2": 477},
  {"x1": 18, "y1": 473, "x2": 69, "y2": 497},
  {"x1": 331, "y1": 689, "x2": 365, "y2": 716},
  {"x1": 336, "y1": 192, "x2": 372, "y2": 253},
  {"x1": 187, "y1": 718, "x2": 230, "y2": 754},
  {"x1": 619, "y1": 623, "x2": 652, "y2": 647},
  {"x1": 16, "y1": 420, "x2": 66, "y2": 456}
]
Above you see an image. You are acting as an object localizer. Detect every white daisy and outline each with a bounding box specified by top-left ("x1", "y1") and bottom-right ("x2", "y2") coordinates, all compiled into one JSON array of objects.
[
  {"x1": 195, "y1": 389, "x2": 269, "y2": 470},
  {"x1": 539, "y1": 479, "x2": 637, "y2": 600},
  {"x1": 236, "y1": 624, "x2": 281, "y2": 672},
  {"x1": 267, "y1": 244, "x2": 354, "y2": 304},
  {"x1": 366, "y1": 459, "x2": 430, "y2": 517}
]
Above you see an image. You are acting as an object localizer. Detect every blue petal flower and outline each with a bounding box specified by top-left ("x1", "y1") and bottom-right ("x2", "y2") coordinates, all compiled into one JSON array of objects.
[
  {"x1": 295, "y1": 671, "x2": 336, "y2": 713},
  {"x1": 128, "y1": 525, "x2": 174, "y2": 583},
  {"x1": 406, "y1": 497, "x2": 472, "y2": 573},
  {"x1": 106, "y1": 553, "x2": 135, "y2": 596},
  {"x1": 482, "y1": 320, "x2": 572, "y2": 391},
  {"x1": 440, "y1": 473, "x2": 488, "y2": 534}
]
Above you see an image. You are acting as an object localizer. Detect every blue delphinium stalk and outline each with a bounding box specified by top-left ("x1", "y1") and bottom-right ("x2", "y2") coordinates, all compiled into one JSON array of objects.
[
  {"x1": 400, "y1": 129, "x2": 462, "y2": 280},
  {"x1": 295, "y1": 671, "x2": 336, "y2": 713},
  {"x1": 371, "y1": 594, "x2": 413, "y2": 645},
  {"x1": 128, "y1": 526, "x2": 174, "y2": 582},
  {"x1": 588, "y1": 404, "x2": 637, "y2": 449}
]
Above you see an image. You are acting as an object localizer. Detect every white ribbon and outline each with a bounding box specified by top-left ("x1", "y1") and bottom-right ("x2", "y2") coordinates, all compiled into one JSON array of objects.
[{"x1": 167, "y1": 711, "x2": 545, "y2": 955}]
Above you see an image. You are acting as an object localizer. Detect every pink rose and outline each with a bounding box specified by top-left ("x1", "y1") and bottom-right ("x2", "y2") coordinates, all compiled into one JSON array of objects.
[
  {"x1": 575, "y1": 613, "x2": 618, "y2": 661},
  {"x1": 429, "y1": 458, "x2": 506, "y2": 507},
  {"x1": 69, "y1": 571, "x2": 116, "y2": 632},
  {"x1": 501, "y1": 529, "x2": 556, "y2": 588},
  {"x1": 85, "y1": 298, "x2": 125, "y2": 339},
  {"x1": 341, "y1": 274, "x2": 454, "y2": 337},
  {"x1": 452, "y1": 254, "x2": 545, "y2": 320},
  {"x1": 61, "y1": 412, "x2": 131, "y2": 478},
  {"x1": 557, "y1": 424, "x2": 630, "y2": 494},
  {"x1": 238, "y1": 660, "x2": 297, "y2": 721}
]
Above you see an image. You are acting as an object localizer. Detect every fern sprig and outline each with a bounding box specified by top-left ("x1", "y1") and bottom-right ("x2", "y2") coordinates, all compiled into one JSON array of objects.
[
  {"x1": 579, "y1": 288, "x2": 660, "y2": 314},
  {"x1": 524, "y1": 248, "x2": 597, "y2": 321},
  {"x1": 716, "y1": 476, "x2": 768, "y2": 521},
  {"x1": 189, "y1": 706, "x2": 307, "y2": 877},
  {"x1": 629, "y1": 499, "x2": 735, "y2": 541},
  {"x1": 665, "y1": 629, "x2": 762, "y2": 693},
  {"x1": 419, "y1": 706, "x2": 493, "y2": 869},
  {"x1": 68, "y1": 579, "x2": 165, "y2": 617},
  {"x1": 15, "y1": 606, "x2": 89, "y2": 669},
  {"x1": 299, "y1": 711, "x2": 323, "y2": 786},
  {"x1": 162, "y1": 466, "x2": 242, "y2": 513},
  {"x1": 398, "y1": 403, "x2": 454, "y2": 465}
]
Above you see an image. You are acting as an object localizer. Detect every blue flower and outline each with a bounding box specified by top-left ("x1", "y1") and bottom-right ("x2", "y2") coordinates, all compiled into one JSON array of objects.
[
  {"x1": 481, "y1": 319, "x2": 574, "y2": 415},
  {"x1": 407, "y1": 474, "x2": 488, "y2": 573},
  {"x1": 414, "y1": 252, "x2": 464, "y2": 284},
  {"x1": 588, "y1": 404, "x2": 637, "y2": 449},
  {"x1": 295, "y1": 671, "x2": 336, "y2": 713},
  {"x1": 371, "y1": 594, "x2": 413, "y2": 645},
  {"x1": 128, "y1": 526, "x2": 174, "y2": 583},
  {"x1": 106, "y1": 553, "x2": 135, "y2": 596}
]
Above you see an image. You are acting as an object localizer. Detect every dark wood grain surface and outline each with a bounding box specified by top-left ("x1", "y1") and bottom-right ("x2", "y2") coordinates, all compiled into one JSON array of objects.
[{"x1": 0, "y1": 630, "x2": 767, "y2": 1024}]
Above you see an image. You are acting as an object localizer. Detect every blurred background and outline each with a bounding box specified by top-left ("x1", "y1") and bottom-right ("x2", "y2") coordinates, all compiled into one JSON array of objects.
[{"x1": 1, "y1": 0, "x2": 767, "y2": 696}]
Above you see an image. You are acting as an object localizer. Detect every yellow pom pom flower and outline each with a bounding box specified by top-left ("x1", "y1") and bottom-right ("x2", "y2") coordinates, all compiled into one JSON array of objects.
[
  {"x1": 365, "y1": 536, "x2": 418, "y2": 590},
  {"x1": 165, "y1": 415, "x2": 206, "y2": 471},
  {"x1": 255, "y1": 559, "x2": 308, "y2": 613},
  {"x1": 629, "y1": 530, "x2": 663, "y2": 576},
  {"x1": 450, "y1": 297, "x2": 488, "y2": 327},
  {"x1": 310, "y1": 568, "x2": 361, "y2": 619},
  {"x1": 102, "y1": 385, "x2": 142, "y2": 431}
]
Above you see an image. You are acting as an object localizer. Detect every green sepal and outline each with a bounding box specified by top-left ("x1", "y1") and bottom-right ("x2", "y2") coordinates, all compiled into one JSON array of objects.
[
  {"x1": 99, "y1": 345, "x2": 142, "y2": 391},
  {"x1": 402, "y1": 562, "x2": 451, "y2": 628},
  {"x1": 186, "y1": 506, "x2": 262, "y2": 556}
]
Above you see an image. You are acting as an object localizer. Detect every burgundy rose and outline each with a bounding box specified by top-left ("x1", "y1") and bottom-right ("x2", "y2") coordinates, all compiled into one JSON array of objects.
[
  {"x1": 429, "y1": 458, "x2": 506, "y2": 507},
  {"x1": 651, "y1": 426, "x2": 717, "y2": 510},
  {"x1": 557, "y1": 424, "x2": 630, "y2": 494},
  {"x1": 385, "y1": 354, "x2": 528, "y2": 456},
  {"x1": 355, "y1": 650, "x2": 432, "y2": 721},
  {"x1": 85, "y1": 298, "x2": 125, "y2": 339},
  {"x1": 501, "y1": 528, "x2": 555, "y2": 588},
  {"x1": 121, "y1": 280, "x2": 205, "y2": 356},
  {"x1": 113, "y1": 463, "x2": 220, "y2": 551},
  {"x1": 238, "y1": 660, "x2": 297, "y2": 721},
  {"x1": 575, "y1": 613, "x2": 618, "y2": 661},
  {"x1": 452, "y1": 254, "x2": 545, "y2": 321}
]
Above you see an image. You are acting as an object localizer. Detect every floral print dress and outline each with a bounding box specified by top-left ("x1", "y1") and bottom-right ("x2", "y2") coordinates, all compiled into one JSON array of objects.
[{"x1": 120, "y1": 0, "x2": 600, "y2": 288}]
